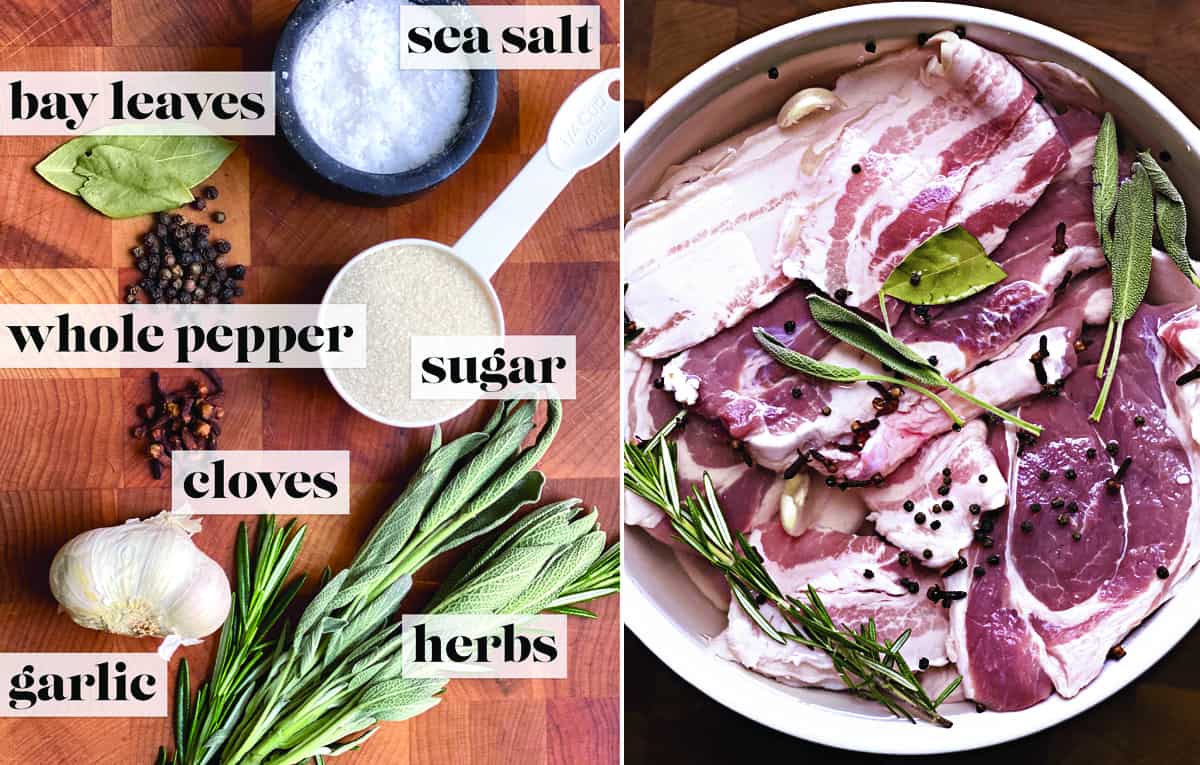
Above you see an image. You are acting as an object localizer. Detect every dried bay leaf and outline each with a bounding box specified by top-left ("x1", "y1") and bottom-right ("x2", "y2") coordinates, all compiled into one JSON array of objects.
[
  {"x1": 35, "y1": 134, "x2": 236, "y2": 197},
  {"x1": 880, "y1": 226, "x2": 1006, "y2": 306},
  {"x1": 75, "y1": 144, "x2": 195, "y2": 218}
]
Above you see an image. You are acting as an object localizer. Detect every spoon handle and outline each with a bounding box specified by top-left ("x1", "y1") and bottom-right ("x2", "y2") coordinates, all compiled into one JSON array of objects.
[{"x1": 456, "y1": 68, "x2": 621, "y2": 277}]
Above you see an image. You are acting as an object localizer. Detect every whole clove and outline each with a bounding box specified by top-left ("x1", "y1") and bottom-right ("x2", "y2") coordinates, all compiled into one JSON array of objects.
[{"x1": 131, "y1": 369, "x2": 229, "y2": 479}]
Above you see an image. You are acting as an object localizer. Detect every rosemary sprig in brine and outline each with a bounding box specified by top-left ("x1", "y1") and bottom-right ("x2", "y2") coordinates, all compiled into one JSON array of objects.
[{"x1": 623, "y1": 416, "x2": 960, "y2": 727}]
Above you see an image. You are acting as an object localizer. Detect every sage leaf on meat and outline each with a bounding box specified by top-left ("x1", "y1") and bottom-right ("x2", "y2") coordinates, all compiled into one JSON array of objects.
[
  {"x1": 753, "y1": 327, "x2": 965, "y2": 427},
  {"x1": 804, "y1": 295, "x2": 1043, "y2": 435},
  {"x1": 880, "y1": 226, "x2": 1006, "y2": 306},
  {"x1": 75, "y1": 144, "x2": 196, "y2": 218},
  {"x1": 1093, "y1": 113, "x2": 1120, "y2": 255},
  {"x1": 35, "y1": 134, "x2": 236, "y2": 196},
  {"x1": 1092, "y1": 161, "x2": 1156, "y2": 420},
  {"x1": 1137, "y1": 150, "x2": 1198, "y2": 288}
]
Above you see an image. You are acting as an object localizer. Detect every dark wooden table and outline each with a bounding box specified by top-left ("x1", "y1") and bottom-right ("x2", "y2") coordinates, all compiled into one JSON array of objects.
[
  {"x1": 0, "y1": 1, "x2": 619, "y2": 763},
  {"x1": 624, "y1": 1, "x2": 1200, "y2": 762}
]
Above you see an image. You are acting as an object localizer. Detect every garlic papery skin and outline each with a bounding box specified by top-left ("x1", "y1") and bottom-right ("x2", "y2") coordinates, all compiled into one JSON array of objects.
[{"x1": 49, "y1": 511, "x2": 231, "y2": 658}]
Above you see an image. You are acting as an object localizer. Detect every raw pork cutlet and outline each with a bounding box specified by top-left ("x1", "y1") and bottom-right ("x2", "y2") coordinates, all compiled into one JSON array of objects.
[
  {"x1": 713, "y1": 525, "x2": 949, "y2": 688},
  {"x1": 946, "y1": 305, "x2": 1200, "y2": 711},
  {"x1": 624, "y1": 33, "x2": 1067, "y2": 359},
  {"x1": 846, "y1": 269, "x2": 1109, "y2": 481},
  {"x1": 860, "y1": 421, "x2": 1007, "y2": 567},
  {"x1": 894, "y1": 108, "x2": 1103, "y2": 379},
  {"x1": 624, "y1": 351, "x2": 784, "y2": 548}
]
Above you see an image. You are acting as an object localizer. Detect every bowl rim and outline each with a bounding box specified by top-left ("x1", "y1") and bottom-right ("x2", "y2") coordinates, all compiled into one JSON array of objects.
[
  {"x1": 273, "y1": 0, "x2": 499, "y2": 198},
  {"x1": 318, "y1": 236, "x2": 506, "y2": 429},
  {"x1": 622, "y1": 1, "x2": 1200, "y2": 754}
]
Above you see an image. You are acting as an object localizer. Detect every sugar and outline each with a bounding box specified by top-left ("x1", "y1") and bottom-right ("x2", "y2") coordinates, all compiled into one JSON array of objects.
[
  {"x1": 291, "y1": 0, "x2": 472, "y2": 174},
  {"x1": 328, "y1": 244, "x2": 500, "y2": 424}
]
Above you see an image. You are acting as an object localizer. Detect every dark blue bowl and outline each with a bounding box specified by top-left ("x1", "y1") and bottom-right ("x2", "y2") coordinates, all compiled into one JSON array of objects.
[{"x1": 273, "y1": 0, "x2": 498, "y2": 199}]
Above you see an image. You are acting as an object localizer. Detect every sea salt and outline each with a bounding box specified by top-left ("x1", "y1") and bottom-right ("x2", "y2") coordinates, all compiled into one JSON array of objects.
[
  {"x1": 292, "y1": 0, "x2": 472, "y2": 174},
  {"x1": 328, "y1": 244, "x2": 500, "y2": 424}
]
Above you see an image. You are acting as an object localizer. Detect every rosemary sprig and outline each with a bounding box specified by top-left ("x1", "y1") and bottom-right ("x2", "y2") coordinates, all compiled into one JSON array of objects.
[
  {"x1": 623, "y1": 416, "x2": 959, "y2": 726},
  {"x1": 156, "y1": 517, "x2": 309, "y2": 765}
]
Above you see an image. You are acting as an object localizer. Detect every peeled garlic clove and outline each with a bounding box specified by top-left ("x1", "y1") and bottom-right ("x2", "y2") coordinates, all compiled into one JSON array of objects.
[
  {"x1": 49, "y1": 510, "x2": 231, "y2": 657},
  {"x1": 779, "y1": 473, "x2": 812, "y2": 536},
  {"x1": 777, "y1": 88, "x2": 846, "y2": 128}
]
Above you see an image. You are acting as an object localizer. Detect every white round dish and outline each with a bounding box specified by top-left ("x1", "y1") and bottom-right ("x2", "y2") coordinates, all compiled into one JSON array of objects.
[
  {"x1": 319, "y1": 237, "x2": 505, "y2": 429},
  {"x1": 622, "y1": 2, "x2": 1200, "y2": 754}
]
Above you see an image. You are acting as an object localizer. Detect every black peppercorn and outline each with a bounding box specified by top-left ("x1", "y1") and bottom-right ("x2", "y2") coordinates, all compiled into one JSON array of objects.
[
  {"x1": 973, "y1": 566, "x2": 985, "y2": 578},
  {"x1": 229, "y1": 264, "x2": 247, "y2": 280},
  {"x1": 903, "y1": 500, "x2": 915, "y2": 512},
  {"x1": 914, "y1": 512, "x2": 926, "y2": 525},
  {"x1": 791, "y1": 386, "x2": 803, "y2": 399},
  {"x1": 898, "y1": 551, "x2": 910, "y2": 566},
  {"x1": 192, "y1": 197, "x2": 207, "y2": 211},
  {"x1": 918, "y1": 657, "x2": 930, "y2": 669},
  {"x1": 767, "y1": 66, "x2": 779, "y2": 79},
  {"x1": 863, "y1": 569, "x2": 874, "y2": 579},
  {"x1": 783, "y1": 319, "x2": 796, "y2": 333},
  {"x1": 214, "y1": 239, "x2": 232, "y2": 254},
  {"x1": 930, "y1": 520, "x2": 941, "y2": 530},
  {"x1": 820, "y1": 405, "x2": 832, "y2": 416},
  {"x1": 937, "y1": 485, "x2": 950, "y2": 496},
  {"x1": 1157, "y1": 566, "x2": 1170, "y2": 579},
  {"x1": 1021, "y1": 520, "x2": 1034, "y2": 533},
  {"x1": 909, "y1": 271, "x2": 922, "y2": 286},
  {"x1": 865, "y1": 40, "x2": 877, "y2": 53},
  {"x1": 1065, "y1": 468, "x2": 1077, "y2": 480},
  {"x1": 1134, "y1": 415, "x2": 1146, "y2": 426},
  {"x1": 834, "y1": 288, "x2": 850, "y2": 303},
  {"x1": 1039, "y1": 469, "x2": 1050, "y2": 481},
  {"x1": 941, "y1": 500, "x2": 953, "y2": 511},
  {"x1": 922, "y1": 549, "x2": 932, "y2": 560},
  {"x1": 1106, "y1": 441, "x2": 1119, "y2": 456},
  {"x1": 1086, "y1": 447, "x2": 1097, "y2": 459},
  {"x1": 851, "y1": 163, "x2": 862, "y2": 174},
  {"x1": 969, "y1": 503, "x2": 981, "y2": 515},
  {"x1": 1056, "y1": 513, "x2": 1069, "y2": 526},
  {"x1": 203, "y1": 185, "x2": 219, "y2": 200},
  {"x1": 987, "y1": 554, "x2": 1000, "y2": 566},
  {"x1": 1030, "y1": 502, "x2": 1042, "y2": 513},
  {"x1": 927, "y1": 355, "x2": 939, "y2": 367}
]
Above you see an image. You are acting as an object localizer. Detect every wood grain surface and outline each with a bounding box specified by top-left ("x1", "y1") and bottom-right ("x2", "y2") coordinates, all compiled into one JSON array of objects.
[
  {"x1": 0, "y1": 1, "x2": 620, "y2": 763},
  {"x1": 624, "y1": 1, "x2": 1200, "y2": 763}
]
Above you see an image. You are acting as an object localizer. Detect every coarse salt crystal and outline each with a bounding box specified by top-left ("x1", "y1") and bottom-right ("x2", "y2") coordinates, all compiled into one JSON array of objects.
[{"x1": 292, "y1": 0, "x2": 472, "y2": 174}]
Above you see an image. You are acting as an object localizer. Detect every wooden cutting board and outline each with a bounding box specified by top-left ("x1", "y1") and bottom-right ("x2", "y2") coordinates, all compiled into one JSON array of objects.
[{"x1": 0, "y1": 1, "x2": 620, "y2": 763}]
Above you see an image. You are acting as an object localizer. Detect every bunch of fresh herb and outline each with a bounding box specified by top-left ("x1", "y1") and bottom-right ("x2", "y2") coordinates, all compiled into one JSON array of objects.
[
  {"x1": 155, "y1": 517, "x2": 308, "y2": 765},
  {"x1": 196, "y1": 399, "x2": 617, "y2": 765},
  {"x1": 757, "y1": 294, "x2": 1042, "y2": 435},
  {"x1": 1087, "y1": 114, "x2": 1193, "y2": 420},
  {"x1": 623, "y1": 416, "x2": 959, "y2": 726},
  {"x1": 35, "y1": 135, "x2": 235, "y2": 218},
  {"x1": 877, "y1": 225, "x2": 1007, "y2": 332}
]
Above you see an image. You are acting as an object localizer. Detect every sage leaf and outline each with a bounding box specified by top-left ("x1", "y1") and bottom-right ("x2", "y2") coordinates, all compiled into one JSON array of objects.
[
  {"x1": 1094, "y1": 113, "x2": 1119, "y2": 255},
  {"x1": 880, "y1": 226, "x2": 1006, "y2": 305},
  {"x1": 1138, "y1": 151, "x2": 1197, "y2": 287},
  {"x1": 35, "y1": 134, "x2": 236, "y2": 196},
  {"x1": 805, "y1": 295, "x2": 943, "y2": 386},
  {"x1": 1110, "y1": 162, "x2": 1155, "y2": 323},
  {"x1": 752, "y1": 327, "x2": 863, "y2": 382},
  {"x1": 75, "y1": 144, "x2": 195, "y2": 218}
]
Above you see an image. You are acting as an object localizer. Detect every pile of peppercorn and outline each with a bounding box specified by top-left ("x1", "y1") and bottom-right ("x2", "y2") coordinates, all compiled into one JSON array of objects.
[
  {"x1": 131, "y1": 369, "x2": 227, "y2": 479},
  {"x1": 124, "y1": 186, "x2": 246, "y2": 305}
]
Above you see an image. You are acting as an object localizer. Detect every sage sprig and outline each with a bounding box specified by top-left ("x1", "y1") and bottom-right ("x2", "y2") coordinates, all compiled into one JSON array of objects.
[
  {"x1": 753, "y1": 327, "x2": 965, "y2": 426},
  {"x1": 1092, "y1": 161, "x2": 1155, "y2": 420},
  {"x1": 208, "y1": 400, "x2": 618, "y2": 765},
  {"x1": 623, "y1": 416, "x2": 960, "y2": 726},
  {"x1": 155, "y1": 517, "x2": 309, "y2": 765},
  {"x1": 799, "y1": 296, "x2": 1042, "y2": 435},
  {"x1": 1138, "y1": 150, "x2": 1198, "y2": 288},
  {"x1": 1093, "y1": 113, "x2": 1120, "y2": 256}
]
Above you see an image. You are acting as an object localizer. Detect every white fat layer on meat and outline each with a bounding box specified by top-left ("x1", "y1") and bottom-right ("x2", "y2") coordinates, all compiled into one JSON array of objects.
[
  {"x1": 1083, "y1": 287, "x2": 1113, "y2": 325},
  {"x1": 863, "y1": 421, "x2": 1007, "y2": 567},
  {"x1": 661, "y1": 354, "x2": 700, "y2": 405},
  {"x1": 905, "y1": 340, "x2": 967, "y2": 379},
  {"x1": 1161, "y1": 307, "x2": 1200, "y2": 448},
  {"x1": 1149, "y1": 249, "x2": 1200, "y2": 305}
]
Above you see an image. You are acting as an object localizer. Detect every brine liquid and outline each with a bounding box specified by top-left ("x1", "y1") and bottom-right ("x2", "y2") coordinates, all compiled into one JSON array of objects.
[{"x1": 328, "y1": 244, "x2": 500, "y2": 424}]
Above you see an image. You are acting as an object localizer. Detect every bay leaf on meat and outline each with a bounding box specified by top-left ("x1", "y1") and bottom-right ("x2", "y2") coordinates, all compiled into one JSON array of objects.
[
  {"x1": 74, "y1": 144, "x2": 195, "y2": 218},
  {"x1": 34, "y1": 134, "x2": 236, "y2": 196},
  {"x1": 880, "y1": 225, "x2": 1006, "y2": 306}
]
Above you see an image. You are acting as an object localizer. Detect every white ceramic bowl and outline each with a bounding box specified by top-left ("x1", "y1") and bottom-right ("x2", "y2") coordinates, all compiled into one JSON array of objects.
[
  {"x1": 623, "y1": 2, "x2": 1200, "y2": 753},
  {"x1": 319, "y1": 237, "x2": 506, "y2": 428}
]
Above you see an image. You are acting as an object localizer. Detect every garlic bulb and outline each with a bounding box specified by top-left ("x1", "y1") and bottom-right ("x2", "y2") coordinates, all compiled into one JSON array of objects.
[{"x1": 49, "y1": 511, "x2": 231, "y2": 658}]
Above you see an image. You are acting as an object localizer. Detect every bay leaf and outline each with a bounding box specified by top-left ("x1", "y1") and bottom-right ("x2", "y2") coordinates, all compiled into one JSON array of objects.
[
  {"x1": 880, "y1": 226, "x2": 1006, "y2": 306},
  {"x1": 34, "y1": 134, "x2": 237, "y2": 197},
  {"x1": 75, "y1": 144, "x2": 195, "y2": 218}
]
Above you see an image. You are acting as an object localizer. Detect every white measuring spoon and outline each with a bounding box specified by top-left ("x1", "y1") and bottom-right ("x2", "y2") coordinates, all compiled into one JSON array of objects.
[
  {"x1": 321, "y1": 68, "x2": 621, "y2": 428},
  {"x1": 454, "y1": 67, "x2": 622, "y2": 276}
]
